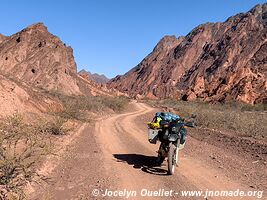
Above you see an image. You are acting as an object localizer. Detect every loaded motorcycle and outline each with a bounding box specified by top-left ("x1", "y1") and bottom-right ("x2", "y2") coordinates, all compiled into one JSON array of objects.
[{"x1": 147, "y1": 115, "x2": 195, "y2": 175}]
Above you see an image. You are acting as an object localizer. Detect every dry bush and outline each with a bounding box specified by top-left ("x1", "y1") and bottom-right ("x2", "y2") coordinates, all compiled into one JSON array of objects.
[
  {"x1": 36, "y1": 117, "x2": 68, "y2": 136},
  {"x1": 0, "y1": 114, "x2": 55, "y2": 200},
  {"x1": 95, "y1": 96, "x2": 129, "y2": 112},
  {"x1": 147, "y1": 99, "x2": 267, "y2": 139}
]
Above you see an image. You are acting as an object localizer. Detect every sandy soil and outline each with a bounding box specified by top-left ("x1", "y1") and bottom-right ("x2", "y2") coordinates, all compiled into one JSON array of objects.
[{"x1": 29, "y1": 102, "x2": 266, "y2": 200}]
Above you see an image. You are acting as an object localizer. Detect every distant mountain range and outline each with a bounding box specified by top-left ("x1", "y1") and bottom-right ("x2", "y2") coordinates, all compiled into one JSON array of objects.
[
  {"x1": 108, "y1": 3, "x2": 267, "y2": 104},
  {"x1": 78, "y1": 70, "x2": 109, "y2": 84}
]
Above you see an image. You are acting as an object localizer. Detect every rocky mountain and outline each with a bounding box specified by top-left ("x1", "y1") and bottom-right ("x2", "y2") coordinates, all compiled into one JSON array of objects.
[
  {"x1": 0, "y1": 23, "x2": 113, "y2": 98},
  {"x1": 78, "y1": 70, "x2": 109, "y2": 84},
  {"x1": 0, "y1": 23, "x2": 112, "y2": 116},
  {"x1": 108, "y1": 3, "x2": 267, "y2": 104},
  {"x1": 0, "y1": 23, "x2": 83, "y2": 95}
]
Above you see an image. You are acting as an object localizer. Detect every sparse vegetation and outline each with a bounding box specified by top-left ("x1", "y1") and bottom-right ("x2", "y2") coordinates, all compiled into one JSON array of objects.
[
  {"x1": 96, "y1": 96, "x2": 129, "y2": 112},
  {"x1": 146, "y1": 99, "x2": 267, "y2": 139},
  {"x1": 47, "y1": 92, "x2": 129, "y2": 121},
  {"x1": 0, "y1": 114, "x2": 56, "y2": 199}
]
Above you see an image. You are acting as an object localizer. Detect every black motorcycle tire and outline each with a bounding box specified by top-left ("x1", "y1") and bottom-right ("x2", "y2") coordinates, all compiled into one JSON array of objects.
[
  {"x1": 156, "y1": 143, "x2": 165, "y2": 166},
  {"x1": 156, "y1": 155, "x2": 165, "y2": 166}
]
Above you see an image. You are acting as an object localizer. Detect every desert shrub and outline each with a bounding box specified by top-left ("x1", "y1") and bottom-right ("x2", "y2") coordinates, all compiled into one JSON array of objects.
[
  {"x1": 0, "y1": 114, "x2": 53, "y2": 199},
  {"x1": 146, "y1": 99, "x2": 267, "y2": 138},
  {"x1": 37, "y1": 117, "x2": 67, "y2": 136},
  {"x1": 96, "y1": 96, "x2": 129, "y2": 112}
]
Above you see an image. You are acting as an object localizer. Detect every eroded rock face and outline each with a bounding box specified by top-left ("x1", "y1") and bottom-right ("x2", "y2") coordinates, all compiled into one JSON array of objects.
[
  {"x1": 0, "y1": 23, "x2": 115, "y2": 116},
  {"x1": 0, "y1": 23, "x2": 81, "y2": 95},
  {"x1": 108, "y1": 3, "x2": 267, "y2": 104}
]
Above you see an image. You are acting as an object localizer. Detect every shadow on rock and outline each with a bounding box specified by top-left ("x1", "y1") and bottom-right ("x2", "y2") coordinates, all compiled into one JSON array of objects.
[{"x1": 113, "y1": 154, "x2": 168, "y2": 176}]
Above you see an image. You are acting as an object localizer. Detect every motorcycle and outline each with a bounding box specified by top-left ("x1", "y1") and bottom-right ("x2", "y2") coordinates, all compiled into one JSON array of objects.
[{"x1": 147, "y1": 116, "x2": 195, "y2": 175}]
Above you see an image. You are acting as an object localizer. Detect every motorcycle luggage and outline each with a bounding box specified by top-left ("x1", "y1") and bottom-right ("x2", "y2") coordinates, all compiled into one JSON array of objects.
[
  {"x1": 156, "y1": 112, "x2": 181, "y2": 122},
  {"x1": 148, "y1": 129, "x2": 158, "y2": 144}
]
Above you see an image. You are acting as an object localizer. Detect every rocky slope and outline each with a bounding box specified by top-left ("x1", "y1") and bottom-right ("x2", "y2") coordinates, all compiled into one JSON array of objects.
[
  {"x1": 0, "y1": 73, "x2": 60, "y2": 117},
  {"x1": 78, "y1": 70, "x2": 109, "y2": 84},
  {"x1": 108, "y1": 3, "x2": 267, "y2": 104}
]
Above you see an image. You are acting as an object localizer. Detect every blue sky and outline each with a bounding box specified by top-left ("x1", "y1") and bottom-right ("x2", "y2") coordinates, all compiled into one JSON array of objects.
[{"x1": 0, "y1": 0, "x2": 265, "y2": 78}]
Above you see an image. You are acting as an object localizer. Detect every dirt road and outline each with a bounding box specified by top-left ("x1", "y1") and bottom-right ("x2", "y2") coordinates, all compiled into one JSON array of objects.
[{"x1": 31, "y1": 101, "x2": 265, "y2": 200}]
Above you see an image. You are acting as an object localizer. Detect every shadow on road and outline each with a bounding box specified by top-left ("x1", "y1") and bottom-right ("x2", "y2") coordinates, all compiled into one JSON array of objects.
[{"x1": 113, "y1": 154, "x2": 168, "y2": 176}]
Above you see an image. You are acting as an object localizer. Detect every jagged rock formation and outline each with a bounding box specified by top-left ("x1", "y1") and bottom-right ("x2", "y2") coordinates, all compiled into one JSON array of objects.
[
  {"x1": 108, "y1": 3, "x2": 267, "y2": 104},
  {"x1": 0, "y1": 23, "x2": 83, "y2": 95},
  {"x1": 0, "y1": 23, "x2": 113, "y2": 116},
  {"x1": 0, "y1": 23, "x2": 114, "y2": 96},
  {"x1": 78, "y1": 70, "x2": 109, "y2": 84}
]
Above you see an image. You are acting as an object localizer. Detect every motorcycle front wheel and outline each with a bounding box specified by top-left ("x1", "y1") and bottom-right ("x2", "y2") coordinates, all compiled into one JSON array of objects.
[{"x1": 167, "y1": 142, "x2": 179, "y2": 175}]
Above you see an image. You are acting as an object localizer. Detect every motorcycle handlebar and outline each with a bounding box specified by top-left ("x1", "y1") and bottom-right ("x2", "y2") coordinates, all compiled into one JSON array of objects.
[{"x1": 184, "y1": 121, "x2": 195, "y2": 127}]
